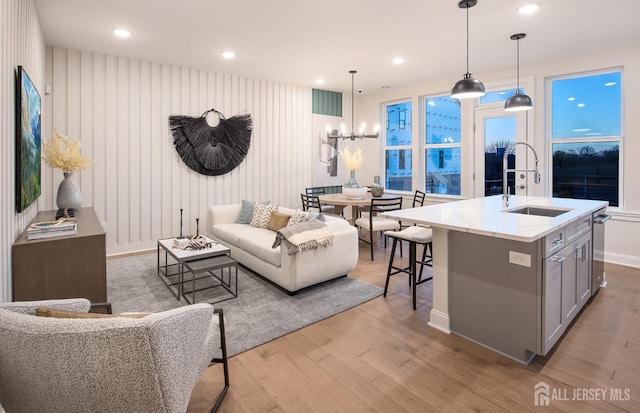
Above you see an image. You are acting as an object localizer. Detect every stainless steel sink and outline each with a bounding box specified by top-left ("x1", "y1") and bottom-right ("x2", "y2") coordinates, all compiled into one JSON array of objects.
[{"x1": 507, "y1": 206, "x2": 572, "y2": 217}]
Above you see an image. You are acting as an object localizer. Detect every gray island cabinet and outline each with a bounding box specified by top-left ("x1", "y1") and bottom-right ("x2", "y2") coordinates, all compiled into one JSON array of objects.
[{"x1": 381, "y1": 195, "x2": 607, "y2": 364}]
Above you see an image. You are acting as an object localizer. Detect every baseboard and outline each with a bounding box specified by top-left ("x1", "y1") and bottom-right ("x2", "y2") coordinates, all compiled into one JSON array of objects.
[{"x1": 605, "y1": 253, "x2": 640, "y2": 269}]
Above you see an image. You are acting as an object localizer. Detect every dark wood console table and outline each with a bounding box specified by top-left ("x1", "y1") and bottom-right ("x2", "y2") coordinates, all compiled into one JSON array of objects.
[{"x1": 12, "y1": 207, "x2": 107, "y2": 302}]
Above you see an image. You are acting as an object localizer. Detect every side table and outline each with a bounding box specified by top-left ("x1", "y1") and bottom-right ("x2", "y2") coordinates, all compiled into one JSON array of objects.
[{"x1": 182, "y1": 255, "x2": 238, "y2": 304}]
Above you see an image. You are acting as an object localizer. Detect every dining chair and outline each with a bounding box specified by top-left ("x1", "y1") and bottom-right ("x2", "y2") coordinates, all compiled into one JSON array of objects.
[
  {"x1": 300, "y1": 193, "x2": 322, "y2": 212},
  {"x1": 304, "y1": 187, "x2": 337, "y2": 214},
  {"x1": 354, "y1": 196, "x2": 403, "y2": 260}
]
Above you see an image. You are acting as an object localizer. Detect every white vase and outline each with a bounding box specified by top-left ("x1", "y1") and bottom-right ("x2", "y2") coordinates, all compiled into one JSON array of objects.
[{"x1": 56, "y1": 172, "x2": 82, "y2": 210}]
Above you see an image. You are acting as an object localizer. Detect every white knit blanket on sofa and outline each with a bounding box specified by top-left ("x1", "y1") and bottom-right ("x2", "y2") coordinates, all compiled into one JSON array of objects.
[{"x1": 272, "y1": 220, "x2": 334, "y2": 255}]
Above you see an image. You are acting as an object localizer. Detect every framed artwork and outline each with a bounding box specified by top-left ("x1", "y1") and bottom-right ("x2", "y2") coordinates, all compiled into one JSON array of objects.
[{"x1": 15, "y1": 65, "x2": 41, "y2": 212}]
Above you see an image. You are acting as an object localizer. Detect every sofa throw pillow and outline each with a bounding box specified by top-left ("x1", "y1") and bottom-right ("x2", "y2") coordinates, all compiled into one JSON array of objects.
[
  {"x1": 307, "y1": 210, "x2": 327, "y2": 222},
  {"x1": 267, "y1": 211, "x2": 291, "y2": 232},
  {"x1": 36, "y1": 307, "x2": 148, "y2": 319},
  {"x1": 287, "y1": 209, "x2": 308, "y2": 226},
  {"x1": 236, "y1": 199, "x2": 257, "y2": 224},
  {"x1": 236, "y1": 199, "x2": 270, "y2": 224},
  {"x1": 250, "y1": 204, "x2": 278, "y2": 229}
]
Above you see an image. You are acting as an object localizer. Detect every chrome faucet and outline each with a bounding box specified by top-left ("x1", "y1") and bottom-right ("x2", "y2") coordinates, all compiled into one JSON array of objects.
[{"x1": 502, "y1": 141, "x2": 541, "y2": 207}]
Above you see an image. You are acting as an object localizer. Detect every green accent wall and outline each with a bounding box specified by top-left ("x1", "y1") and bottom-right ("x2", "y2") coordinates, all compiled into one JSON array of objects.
[{"x1": 312, "y1": 89, "x2": 342, "y2": 116}]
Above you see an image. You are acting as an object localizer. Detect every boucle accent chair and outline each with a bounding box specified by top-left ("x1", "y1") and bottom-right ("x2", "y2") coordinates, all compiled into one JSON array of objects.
[{"x1": 0, "y1": 298, "x2": 229, "y2": 413}]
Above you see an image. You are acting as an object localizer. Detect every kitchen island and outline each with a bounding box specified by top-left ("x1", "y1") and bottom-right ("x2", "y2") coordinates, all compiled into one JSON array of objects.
[{"x1": 382, "y1": 195, "x2": 608, "y2": 364}]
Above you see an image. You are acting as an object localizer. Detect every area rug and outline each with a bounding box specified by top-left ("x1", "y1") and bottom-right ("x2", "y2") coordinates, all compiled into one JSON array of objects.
[{"x1": 107, "y1": 253, "x2": 382, "y2": 356}]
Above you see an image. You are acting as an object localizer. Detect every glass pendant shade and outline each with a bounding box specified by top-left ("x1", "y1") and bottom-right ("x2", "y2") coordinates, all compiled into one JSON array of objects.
[
  {"x1": 451, "y1": 73, "x2": 486, "y2": 99},
  {"x1": 504, "y1": 89, "x2": 533, "y2": 111}
]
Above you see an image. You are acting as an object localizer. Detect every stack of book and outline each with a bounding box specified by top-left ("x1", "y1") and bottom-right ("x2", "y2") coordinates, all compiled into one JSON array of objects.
[{"x1": 27, "y1": 219, "x2": 77, "y2": 240}]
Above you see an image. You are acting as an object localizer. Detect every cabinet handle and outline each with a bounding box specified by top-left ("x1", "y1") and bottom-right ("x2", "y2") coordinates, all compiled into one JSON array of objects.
[
  {"x1": 576, "y1": 244, "x2": 583, "y2": 260},
  {"x1": 551, "y1": 255, "x2": 566, "y2": 263},
  {"x1": 552, "y1": 238, "x2": 564, "y2": 246}
]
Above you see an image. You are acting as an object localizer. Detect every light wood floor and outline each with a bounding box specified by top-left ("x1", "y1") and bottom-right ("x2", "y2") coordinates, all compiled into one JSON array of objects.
[{"x1": 188, "y1": 241, "x2": 640, "y2": 412}]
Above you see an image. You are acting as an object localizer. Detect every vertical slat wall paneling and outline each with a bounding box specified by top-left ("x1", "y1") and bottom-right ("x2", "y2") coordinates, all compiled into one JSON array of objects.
[
  {"x1": 1, "y1": 0, "x2": 45, "y2": 300},
  {"x1": 160, "y1": 64, "x2": 172, "y2": 239},
  {"x1": 80, "y1": 51, "x2": 94, "y2": 208},
  {"x1": 50, "y1": 48, "x2": 67, "y2": 208},
  {"x1": 129, "y1": 59, "x2": 141, "y2": 245},
  {"x1": 43, "y1": 47, "x2": 313, "y2": 255},
  {"x1": 170, "y1": 66, "x2": 182, "y2": 237},
  {"x1": 150, "y1": 63, "x2": 162, "y2": 241},
  {"x1": 139, "y1": 61, "x2": 152, "y2": 242},
  {"x1": 93, "y1": 53, "x2": 106, "y2": 223},
  {"x1": 105, "y1": 55, "x2": 118, "y2": 247},
  {"x1": 116, "y1": 57, "x2": 130, "y2": 246}
]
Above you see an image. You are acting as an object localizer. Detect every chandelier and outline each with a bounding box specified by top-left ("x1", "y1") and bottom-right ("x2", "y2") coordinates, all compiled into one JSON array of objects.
[{"x1": 327, "y1": 70, "x2": 379, "y2": 141}]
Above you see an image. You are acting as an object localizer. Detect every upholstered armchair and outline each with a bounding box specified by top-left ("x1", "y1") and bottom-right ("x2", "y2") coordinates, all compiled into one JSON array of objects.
[{"x1": 0, "y1": 298, "x2": 229, "y2": 413}]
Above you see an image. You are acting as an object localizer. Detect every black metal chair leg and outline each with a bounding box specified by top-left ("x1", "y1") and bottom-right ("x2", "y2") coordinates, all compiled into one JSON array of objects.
[
  {"x1": 210, "y1": 308, "x2": 229, "y2": 412},
  {"x1": 384, "y1": 238, "x2": 399, "y2": 297}
]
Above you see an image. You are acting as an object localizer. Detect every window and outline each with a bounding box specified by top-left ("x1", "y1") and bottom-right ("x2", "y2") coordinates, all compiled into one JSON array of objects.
[
  {"x1": 384, "y1": 101, "x2": 412, "y2": 191},
  {"x1": 550, "y1": 71, "x2": 621, "y2": 207},
  {"x1": 424, "y1": 95, "x2": 461, "y2": 195},
  {"x1": 480, "y1": 88, "x2": 519, "y2": 104}
]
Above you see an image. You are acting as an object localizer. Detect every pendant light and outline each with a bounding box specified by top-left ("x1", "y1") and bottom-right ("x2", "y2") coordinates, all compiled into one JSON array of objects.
[
  {"x1": 451, "y1": 0, "x2": 485, "y2": 99},
  {"x1": 504, "y1": 33, "x2": 533, "y2": 111},
  {"x1": 327, "y1": 70, "x2": 379, "y2": 141}
]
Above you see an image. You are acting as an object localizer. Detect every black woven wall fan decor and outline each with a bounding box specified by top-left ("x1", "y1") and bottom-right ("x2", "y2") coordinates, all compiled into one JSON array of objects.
[{"x1": 169, "y1": 108, "x2": 252, "y2": 176}]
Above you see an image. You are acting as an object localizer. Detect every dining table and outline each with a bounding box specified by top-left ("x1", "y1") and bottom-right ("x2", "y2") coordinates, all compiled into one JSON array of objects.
[{"x1": 318, "y1": 192, "x2": 397, "y2": 223}]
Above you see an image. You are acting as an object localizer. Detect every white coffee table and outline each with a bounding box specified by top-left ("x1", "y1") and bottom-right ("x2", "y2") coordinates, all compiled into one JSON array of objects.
[{"x1": 157, "y1": 235, "x2": 230, "y2": 300}]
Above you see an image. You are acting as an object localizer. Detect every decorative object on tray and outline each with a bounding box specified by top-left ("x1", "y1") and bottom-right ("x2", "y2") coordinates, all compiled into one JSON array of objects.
[
  {"x1": 169, "y1": 108, "x2": 252, "y2": 176},
  {"x1": 371, "y1": 175, "x2": 384, "y2": 197},
  {"x1": 173, "y1": 218, "x2": 213, "y2": 251},
  {"x1": 42, "y1": 131, "x2": 92, "y2": 211},
  {"x1": 27, "y1": 217, "x2": 77, "y2": 240},
  {"x1": 55, "y1": 208, "x2": 75, "y2": 220}
]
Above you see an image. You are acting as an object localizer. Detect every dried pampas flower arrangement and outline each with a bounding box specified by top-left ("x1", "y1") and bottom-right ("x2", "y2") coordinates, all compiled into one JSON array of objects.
[
  {"x1": 42, "y1": 131, "x2": 92, "y2": 172},
  {"x1": 340, "y1": 145, "x2": 365, "y2": 170}
]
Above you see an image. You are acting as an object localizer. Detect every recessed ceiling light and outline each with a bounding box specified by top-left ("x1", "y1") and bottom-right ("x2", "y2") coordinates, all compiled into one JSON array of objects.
[
  {"x1": 393, "y1": 57, "x2": 405, "y2": 65},
  {"x1": 577, "y1": 103, "x2": 586, "y2": 107},
  {"x1": 605, "y1": 82, "x2": 617, "y2": 86},
  {"x1": 221, "y1": 51, "x2": 235, "y2": 59},
  {"x1": 316, "y1": 79, "x2": 325, "y2": 85},
  {"x1": 517, "y1": 3, "x2": 540, "y2": 14},
  {"x1": 113, "y1": 28, "x2": 131, "y2": 38},
  {"x1": 567, "y1": 97, "x2": 576, "y2": 101}
]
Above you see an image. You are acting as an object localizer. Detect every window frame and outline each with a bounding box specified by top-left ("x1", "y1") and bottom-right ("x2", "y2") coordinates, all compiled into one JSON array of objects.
[
  {"x1": 421, "y1": 93, "x2": 463, "y2": 198},
  {"x1": 382, "y1": 98, "x2": 414, "y2": 193},
  {"x1": 546, "y1": 68, "x2": 624, "y2": 209}
]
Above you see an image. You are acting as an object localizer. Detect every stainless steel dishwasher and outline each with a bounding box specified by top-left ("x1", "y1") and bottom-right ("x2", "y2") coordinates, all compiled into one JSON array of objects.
[{"x1": 592, "y1": 207, "x2": 611, "y2": 294}]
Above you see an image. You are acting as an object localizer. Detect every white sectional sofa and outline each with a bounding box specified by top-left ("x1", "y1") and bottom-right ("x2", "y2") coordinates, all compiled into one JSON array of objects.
[{"x1": 207, "y1": 203, "x2": 359, "y2": 294}]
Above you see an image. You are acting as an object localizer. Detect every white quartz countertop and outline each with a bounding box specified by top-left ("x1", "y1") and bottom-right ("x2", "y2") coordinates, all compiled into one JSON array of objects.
[{"x1": 381, "y1": 195, "x2": 608, "y2": 242}]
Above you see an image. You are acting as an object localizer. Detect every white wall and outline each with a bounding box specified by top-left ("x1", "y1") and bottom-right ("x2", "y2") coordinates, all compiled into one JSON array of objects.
[
  {"x1": 42, "y1": 47, "x2": 312, "y2": 256},
  {"x1": 0, "y1": 0, "x2": 46, "y2": 302},
  {"x1": 356, "y1": 44, "x2": 640, "y2": 268}
]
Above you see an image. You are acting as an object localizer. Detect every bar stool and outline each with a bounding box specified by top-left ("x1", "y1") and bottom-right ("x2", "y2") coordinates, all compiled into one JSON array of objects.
[{"x1": 383, "y1": 226, "x2": 433, "y2": 310}]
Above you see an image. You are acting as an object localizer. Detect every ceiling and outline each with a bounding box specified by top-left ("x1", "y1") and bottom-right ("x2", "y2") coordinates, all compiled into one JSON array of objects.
[{"x1": 34, "y1": 0, "x2": 640, "y2": 94}]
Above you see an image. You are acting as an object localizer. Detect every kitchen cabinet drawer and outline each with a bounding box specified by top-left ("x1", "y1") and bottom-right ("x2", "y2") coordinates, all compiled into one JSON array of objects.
[
  {"x1": 545, "y1": 228, "x2": 565, "y2": 256},
  {"x1": 566, "y1": 215, "x2": 592, "y2": 243}
]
